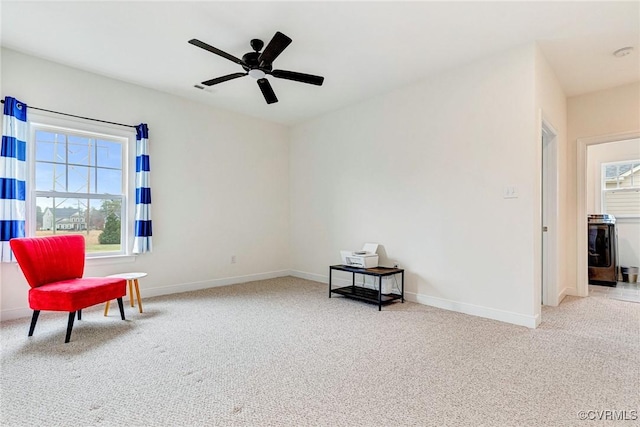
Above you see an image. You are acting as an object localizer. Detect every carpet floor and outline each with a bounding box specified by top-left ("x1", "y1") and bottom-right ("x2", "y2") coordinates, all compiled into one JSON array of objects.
[{"x1": 1, "y1": 276, "x2": 639, "y2": 426}]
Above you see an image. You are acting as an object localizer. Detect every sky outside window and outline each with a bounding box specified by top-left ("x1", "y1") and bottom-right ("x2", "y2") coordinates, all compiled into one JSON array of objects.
[{"x1": 34, "y1": 130, "x2": 123, "y2": 208}]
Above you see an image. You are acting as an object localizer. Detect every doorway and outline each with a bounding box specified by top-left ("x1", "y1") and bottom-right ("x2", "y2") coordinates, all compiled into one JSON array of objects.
[{"x1": 576, "y1": 131, "x2": 640, "y2": 297}]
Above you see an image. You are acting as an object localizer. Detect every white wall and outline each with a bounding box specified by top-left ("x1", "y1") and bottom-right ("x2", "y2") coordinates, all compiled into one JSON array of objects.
[
  {"x1": 5, "y1": 41, "x2": 632, "y2": 328},
  {"x1": 0, "y1": 48, "x2": 291, "y2": 320},
  {"x1": 534, "y1": 46, "x2": 568, "y2": 306},
  {"x1": 587, "y1": 138, "x2": 640, "y2": 268},
  {"x1": 290, "y1": 44, "x2": 541, "y2": 327},
  {"x1": 567, "y1": 82, "x2": 640, "y2": 291}
]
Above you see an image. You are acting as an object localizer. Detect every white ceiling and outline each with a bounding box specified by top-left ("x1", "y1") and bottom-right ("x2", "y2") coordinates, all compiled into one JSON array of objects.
[{"x1": 1, "y1": 1, "x2": 639, "y2": 126}]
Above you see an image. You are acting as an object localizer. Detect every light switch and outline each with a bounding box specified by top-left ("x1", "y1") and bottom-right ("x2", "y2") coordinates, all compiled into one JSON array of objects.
[{"x1": 503, "y1": 186, "x2": 518, "y2": 199}]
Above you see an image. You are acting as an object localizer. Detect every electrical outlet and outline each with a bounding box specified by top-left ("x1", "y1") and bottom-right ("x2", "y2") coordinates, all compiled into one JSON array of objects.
[{"x1": 231, "y1": 255, "x2": 236, "y2": 264}]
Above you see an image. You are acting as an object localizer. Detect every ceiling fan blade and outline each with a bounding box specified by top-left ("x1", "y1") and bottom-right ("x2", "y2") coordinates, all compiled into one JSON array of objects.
[
  {"x1": 202, "y1": 72, "x2": 247, "y2": 86},
  {"x1": 257, "y1": 78, "x2": 278, "y2": 104},
  {"x1": 258, "y1": 31, "x2": 292, "y2": 66},
  {"x1": 188, "y1": 39, "x2": 243, "y2": 65},
  {"x1": 271, "y1": 69, "x2": 324, "y2": 86}
]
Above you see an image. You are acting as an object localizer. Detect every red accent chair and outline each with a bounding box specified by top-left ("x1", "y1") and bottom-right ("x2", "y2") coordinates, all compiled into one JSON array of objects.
[{"x1": 10, "y1": 235, "x2": 127, "y2": 343}]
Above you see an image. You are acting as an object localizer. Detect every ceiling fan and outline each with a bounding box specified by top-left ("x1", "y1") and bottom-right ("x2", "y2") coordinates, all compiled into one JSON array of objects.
[{"x1": 189, "y1": 31, "x2": 324, "y2": 104}]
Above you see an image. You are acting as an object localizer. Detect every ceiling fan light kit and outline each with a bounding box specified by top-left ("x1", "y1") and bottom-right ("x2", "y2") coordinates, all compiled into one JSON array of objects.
[
  {"x1": 189, "y1": 31, "x2": 324, "y2": 104},
  {"x1": 248, "y1": 69, "x2": 266, "y2": 79}
]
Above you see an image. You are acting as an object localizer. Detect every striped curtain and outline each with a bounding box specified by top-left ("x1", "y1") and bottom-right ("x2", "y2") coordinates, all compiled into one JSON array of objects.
[
  {"x1": 133, "y1": 123, "x2": 152, "y2": 254},
  {"x1": 0, "y1": 97, "x2": 27, "y2": 262}
]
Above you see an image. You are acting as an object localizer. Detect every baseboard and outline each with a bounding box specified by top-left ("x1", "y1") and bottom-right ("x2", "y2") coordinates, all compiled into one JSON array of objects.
[
  {"x1": 291, "y1": 270, "x2": 538, "y2": 328},
  {"x1": 564, "y1": 287, "x2": 580, "y2": 297},
  {"x1": 558, "y1": 286, "x2": 571, "y2": 303},
  {"x1": 406, "y1": 291, "x2": 538, "y2": 328},
  {"x1": 140, "y1": 269, "x2": 292, "y2": 299},
  {"x1": 289, "y1": 270, "x2": 328, "y2": 284},
  {"x1": 0, "y1": 306, "x2": 33, "y2": 323},
  {"x1": 0, "y1": 270, "x2": 292, "y2": 322}
]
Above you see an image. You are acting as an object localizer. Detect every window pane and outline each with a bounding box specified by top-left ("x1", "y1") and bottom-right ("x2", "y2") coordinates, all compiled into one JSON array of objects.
[
  {"x1": 67, "y1": 135, "x2": 93, "y2": 166},
  {"x1": 97, "y1": 168, "x2": 122, "y2": 194},
  {"x1": 620, "y1": 176, "x2": 633, "y2": 188},
  {"x1": 35, "y1": 162, "x2": 67, "y2": 192},
  {"x1": 93, "y1": 198, "x2": 122, "y2": 254},
  {"x1": 35, "y1": 196, "x2": 122, "y2": 253},
  {"x1": 96, "y1": 139, "x2": 122, "y2": 168},
  {"x1": 603, "y1": 162, "x2": 640, "y2": 191},
  {"x1": 604, "y1": 164, "x2": 618, "y2": 180},
  {"x1": 35, "y1": 131, "x2": 66, "y2": 163},
  {"x1": 37, "y1": 197, "x2": 87, "y2": 231},
  {"x1": 68, "y1": 165, "x2": 91, "y2": 193},
  {"x1": 35, "y1": 197, "x2": 53, "y2": 230}
]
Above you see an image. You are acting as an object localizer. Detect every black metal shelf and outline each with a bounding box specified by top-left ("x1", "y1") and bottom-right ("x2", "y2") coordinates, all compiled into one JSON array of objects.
[
  {"x1": 329, "y1": 264, "x2": 404, "y2": 311},
  {"x1": 331, "y1": 285, "x2": 402, "y2": 305}
]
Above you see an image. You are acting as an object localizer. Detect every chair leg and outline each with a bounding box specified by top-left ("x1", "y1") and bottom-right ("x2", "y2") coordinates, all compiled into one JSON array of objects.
[
  {"x1": 65, "y1": 311, "x2": 76, "y2": 343},
  {"x1": 28, "y1": 310, "x2": 40, "y2": 337},
  {"x1": 117, "y1": 297, "x2": 126, "y2": 321},
  {"x1": 78, "y1": 309, "x2": 82, "y2": 320}
]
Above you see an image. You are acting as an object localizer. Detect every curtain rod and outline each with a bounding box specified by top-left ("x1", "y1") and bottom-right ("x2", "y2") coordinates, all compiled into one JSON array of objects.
[{"x1": 1, "y1": 99, "x2": 138, "y2": 129}]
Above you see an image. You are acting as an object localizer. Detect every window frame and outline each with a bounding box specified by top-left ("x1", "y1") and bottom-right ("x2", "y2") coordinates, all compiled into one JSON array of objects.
[
  {"x1": 601, "y1": 159, "x2": 640, "y2": 219},
  {"x1": 27, "y1": 112, "x2": 135, "y2": 258}
]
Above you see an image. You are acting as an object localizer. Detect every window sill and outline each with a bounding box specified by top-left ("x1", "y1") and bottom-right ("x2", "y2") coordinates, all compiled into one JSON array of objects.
[{"x1": 86, "y1": 254, "x2": 137, "y2": 266}]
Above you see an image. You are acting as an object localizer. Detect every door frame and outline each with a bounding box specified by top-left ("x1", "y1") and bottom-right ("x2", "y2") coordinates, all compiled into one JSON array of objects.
[
  {"x1": 541, "y1": 118, "x2": 559, "y2": 306},
  {"x1": 576, "y1": 130, "x2": 640, "y2": 296}
]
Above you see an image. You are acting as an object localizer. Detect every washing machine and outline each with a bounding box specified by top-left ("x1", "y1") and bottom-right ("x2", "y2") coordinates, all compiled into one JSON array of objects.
[{"x1": 588, "y1": 214, "x2": 618, "y2": 286}]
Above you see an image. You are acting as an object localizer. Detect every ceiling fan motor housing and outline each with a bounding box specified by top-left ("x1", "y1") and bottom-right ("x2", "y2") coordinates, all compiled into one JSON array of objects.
[{"x1": 241, "y1": 51, "x2": 272, "y2": 72}]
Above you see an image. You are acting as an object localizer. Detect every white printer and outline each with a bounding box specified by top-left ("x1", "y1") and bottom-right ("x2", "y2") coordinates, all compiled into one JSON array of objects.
[{"x1": 340, "y1": 243, "x2": 379, "y2": 268}]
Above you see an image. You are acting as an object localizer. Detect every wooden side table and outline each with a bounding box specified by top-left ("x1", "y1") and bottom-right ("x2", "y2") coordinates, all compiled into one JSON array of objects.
[{"x1": 104, "y1": 272, "x2": 147, "y2": 315}]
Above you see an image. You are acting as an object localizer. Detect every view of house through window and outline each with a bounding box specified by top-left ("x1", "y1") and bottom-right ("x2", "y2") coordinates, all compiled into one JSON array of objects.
[
  {"x1": 32, "y1": 126, "x2": 126, "y2": 255},
  {"x1": 602, "y1": 160, "x2": 640, "y2": 218}
]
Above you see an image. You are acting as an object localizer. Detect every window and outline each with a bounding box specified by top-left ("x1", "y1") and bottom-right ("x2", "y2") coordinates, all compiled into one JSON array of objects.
[
  {"x1": 602, "y1": 160, "x2": 640, "y2": 218},
  {"x1": 30, "y1": 119, "x2": 131, "y2": 256}
]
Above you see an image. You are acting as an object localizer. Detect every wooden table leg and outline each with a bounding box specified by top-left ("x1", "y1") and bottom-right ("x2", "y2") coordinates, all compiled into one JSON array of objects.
[
  {"x1": 128, "y1": 280, "x2": 134, "y2": 307},
  {"x1": 134, "y1": 279, "x2": 143, "y2": 313},
  {"x1": 104, "y1": 301, "x2": 111, "y2": 316}
]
